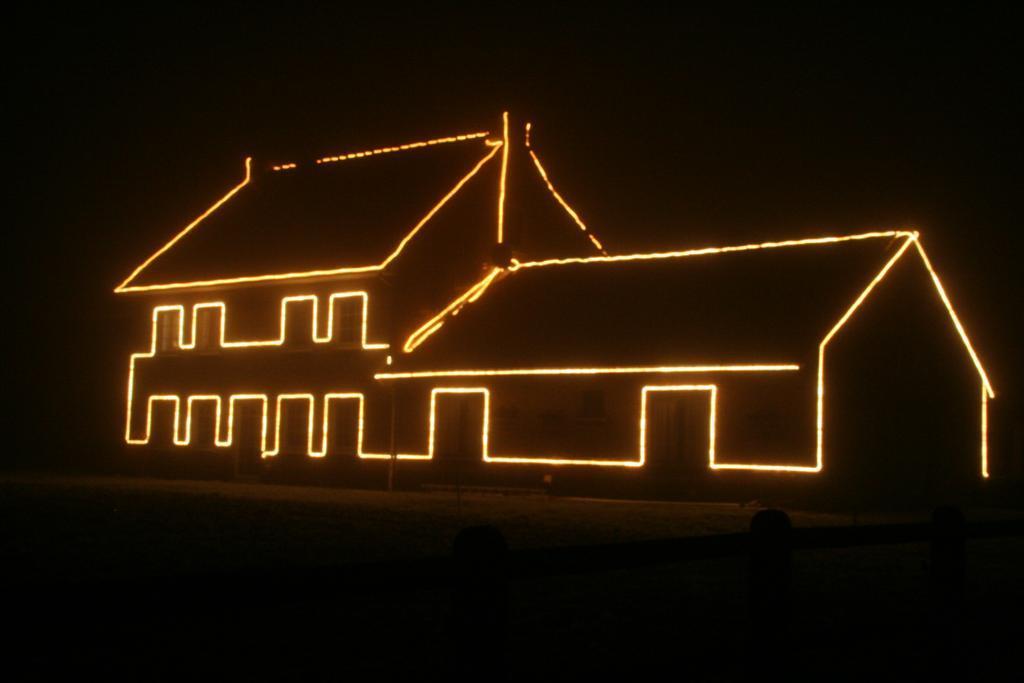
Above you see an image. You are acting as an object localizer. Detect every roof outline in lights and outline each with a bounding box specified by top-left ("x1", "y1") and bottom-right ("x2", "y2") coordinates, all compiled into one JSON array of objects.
[
  {"x1": 115, "y1": 130, "x2": 498, "y2": 293},
  {"x1": 400, "y1": 229, "x2": 994, "y2": 397},
  {"x1": 116, "y1": 115, "x2": 612, "y2": 294}
]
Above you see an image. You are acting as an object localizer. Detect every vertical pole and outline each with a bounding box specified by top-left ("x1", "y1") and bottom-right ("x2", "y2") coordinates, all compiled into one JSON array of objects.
[
  {"x1": 383, "y1": 272, "x2": 397, "y2": 493},
  {"x1": 929, "y1": 505, "x2": 966, "y2": 675},
  {"x1": 930, "y1": 506, "x2": 966, "y2": 612},
  {"x1": 455, "y1": 402, "x2": 466, "y2": 516},
  {"x1": 448, "y1": 525, "x2": 508, "y2": 680},
  {"x1": 747, "y1": 509, "x2": 792, "y2": 676},
  {"x1": 455, "y1": 462, "x2": 462, "y2": 517},
  {"x1": 388, "y1": 383, "x2": 396, "y2": 492}
]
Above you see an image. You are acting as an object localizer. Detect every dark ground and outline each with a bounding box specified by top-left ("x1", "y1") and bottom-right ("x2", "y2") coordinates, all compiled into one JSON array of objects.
[{"x1": 4, "y1": 474, "x2": 1022, "y2": 680}]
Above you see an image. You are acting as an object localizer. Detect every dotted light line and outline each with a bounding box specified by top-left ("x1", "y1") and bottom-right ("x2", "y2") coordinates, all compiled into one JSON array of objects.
[
  {"x1": 528, "y1": 146, "x2": 607, "y2": 254},
  {"x1": 314, "y1": 132, "x2": 489, "y2": 165}
]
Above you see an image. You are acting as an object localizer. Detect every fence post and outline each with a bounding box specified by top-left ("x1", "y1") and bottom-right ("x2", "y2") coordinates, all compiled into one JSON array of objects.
[
  {"x1": 747, "y1": 509, "x2": 792, "y2": 674},
  {"x1": 930, "y1": 505, "x2": 966, "y2": 611},
  {"x1": 929, "y1": 505, "x2": 966, "y2": 673},
  {"x1": 448, "y1": 525, "x2": 509, "y2": 681}
]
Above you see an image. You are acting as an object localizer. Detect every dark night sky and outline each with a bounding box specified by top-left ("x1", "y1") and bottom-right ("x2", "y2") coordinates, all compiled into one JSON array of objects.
[{"x1": 10, "y1": 4, "x2": 1022, "y2": 465}]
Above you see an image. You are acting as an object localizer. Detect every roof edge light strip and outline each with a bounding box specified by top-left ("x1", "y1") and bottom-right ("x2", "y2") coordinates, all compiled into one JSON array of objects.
[
  {"x1": 912, "y1": 239, "x2": 994, "y2": 398},
  {"x1": 815, "y1": 234, "x2": 917, "y2": 472},
  {"x1": 115, "y1": 158, "x2": 252, "y2": 292},
  {"x1": 526, "y1": 130, "x2": 607, "y2": 254},
  {"x1": 399, "y1": 230, "x2": 919, "y2": 353},
  {"x1": 509, "y1": 230, "x2": 919, "y2": 270},
  {"x1": 497, "y1": 112, "x2": 510, "y2": 243},
  {"x1": 115, "y1": 144, "x2": 502, "y2": 294},
  {"x1": 313, "y1": 131, "x2": 489, "y2": 166}
]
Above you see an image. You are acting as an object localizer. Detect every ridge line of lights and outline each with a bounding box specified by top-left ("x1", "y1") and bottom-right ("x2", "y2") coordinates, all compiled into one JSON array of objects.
[
  {"x1": 508, "y1": 230, "x2": 919, "y2": 270},
  {"x1": 115, "y1": 158, "x2": 253, "y2": 292},
  {"x1": 398, "y1": 230, "x2": 923, "y2": 354},
  {"x1": 497, "y1": 112, "x2": 510, "y2": 243},
  {"x1": 376, "y1": 364, "x2": 800, "y2": 379},
  {"x1": 314, "y1": 131, "x2": 489, "y2": 166},
  {"x1": 115, "y1": 144, "x2": 502, "y2": 293}
]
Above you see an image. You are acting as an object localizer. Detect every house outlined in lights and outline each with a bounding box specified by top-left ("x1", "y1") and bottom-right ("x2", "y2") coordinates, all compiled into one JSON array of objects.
[{"x1": 116, "y1": 113, "x2": 995, "y2": 502}]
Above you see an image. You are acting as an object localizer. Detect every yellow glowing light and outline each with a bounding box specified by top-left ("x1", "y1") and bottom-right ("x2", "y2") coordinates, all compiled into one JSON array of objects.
[
  {"x1": 981, "y1": 385, "x2": 989, "y2": 478},
  {"x1": 497, "y1": 112, "x2": 510, "y2": 244},
  {"x1": 129, "y1": 388, "x2": 446, "y2": 460},
  {"x1": 184, "y1": 395, "x2": 223, "y2": 444},
  {"x1": 389, "y1": 229, "x2": 993, "y2": 477},
  {"x1": 376, "y1": 364, "x2": 800, "y2": 380},
  {"x1": 815, "y1": 235, "x2": 917, "y2": 472},
  {"x1": 225, "y1": 394, "x2": 270, "y2": 451},
  {"x1": 402, "y1": 231, "x2": 922, "y2": 354},
  {"x1": 131, "y1": 392, "x2": 270, "y2": 455},
  {"x1": 402, "y1": 267, "x2": 503, "y2": 353},
  {"x1": 124, "y1": 291, "x2": 388, "y2": 444},
  {"x1": 115, "y1": 143, "x2": 502, "y2": 293},
  {"x1": 910, "y1": 238, "x2": 994, "y2": 478},
  {"x1": 638, "y1": 385, "x2": 716, "y2": 468},
  {"x1": 526, "y1": 132, "x2": 606, "y2": 254},
  {"x1": 118, "y1": 123, "x2": 995, "y2": 482},
  {"x1": 508, "y1": 230, "x2": 919, "y2": 271},
  {"x1": 129, "y1": 382, "x2": 783, "y2": 468},
  {"x1": 813, "y1": 233, "x2": 993, "y2": 477},
  {"x1": 266, "y1": 394, "x2": 318, "y2": 457},
  {"x1": 190, "y1": 292, "x2": 386, "y2": 350},
  {"x1": 129, "y1": 381, "x2": 741, "y2": 466},
  {"x1": 115, "y1": 157, "x2": 252, "y2": 293},
  {"x1": 314, "y1": 131, "x2": 489, "y2": 165},
  {"x1": 911, "y1": 240, "x2": 994, "y2": 398},
  {"x1": 128, "y1": 386, "x2": 656, "y2": 465},
  {"x1": 128, "y1": 395, "x2": 180, "y2": 445}
]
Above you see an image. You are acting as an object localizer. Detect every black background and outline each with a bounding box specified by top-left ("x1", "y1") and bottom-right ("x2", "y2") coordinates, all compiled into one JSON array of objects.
[{"x1": 9, "y1": 4, "x2": 1021, "y2": 469}]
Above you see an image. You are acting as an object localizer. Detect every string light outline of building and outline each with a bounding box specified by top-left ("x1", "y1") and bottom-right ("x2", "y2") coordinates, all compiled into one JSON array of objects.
[
  {"x1": 124, "y1": 291, "x2": 389, "y2": 444},
  {"x1": 115, "y1": 116, "x2": 612, "y2": 294},
  {"x1": 395, "y1": 230, "x2": 994, "y2": 476},
  {"x1": 116, "y1": 114, "x2": 995, "y2": 478}
]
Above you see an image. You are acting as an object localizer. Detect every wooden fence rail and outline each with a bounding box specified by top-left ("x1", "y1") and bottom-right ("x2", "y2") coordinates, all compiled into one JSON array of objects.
[
  {"x1": 22, "y1": 508, "x2": 1023, "y2": 610},
  {"x1": 16, "y1": 507, "x2": 1022, "y2": 678}
]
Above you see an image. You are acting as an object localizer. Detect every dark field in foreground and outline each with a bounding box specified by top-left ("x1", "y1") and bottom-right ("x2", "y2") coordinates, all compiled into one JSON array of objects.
[{"x1": 4, "y1": 475, "x2": 1022, "y2": 680}]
